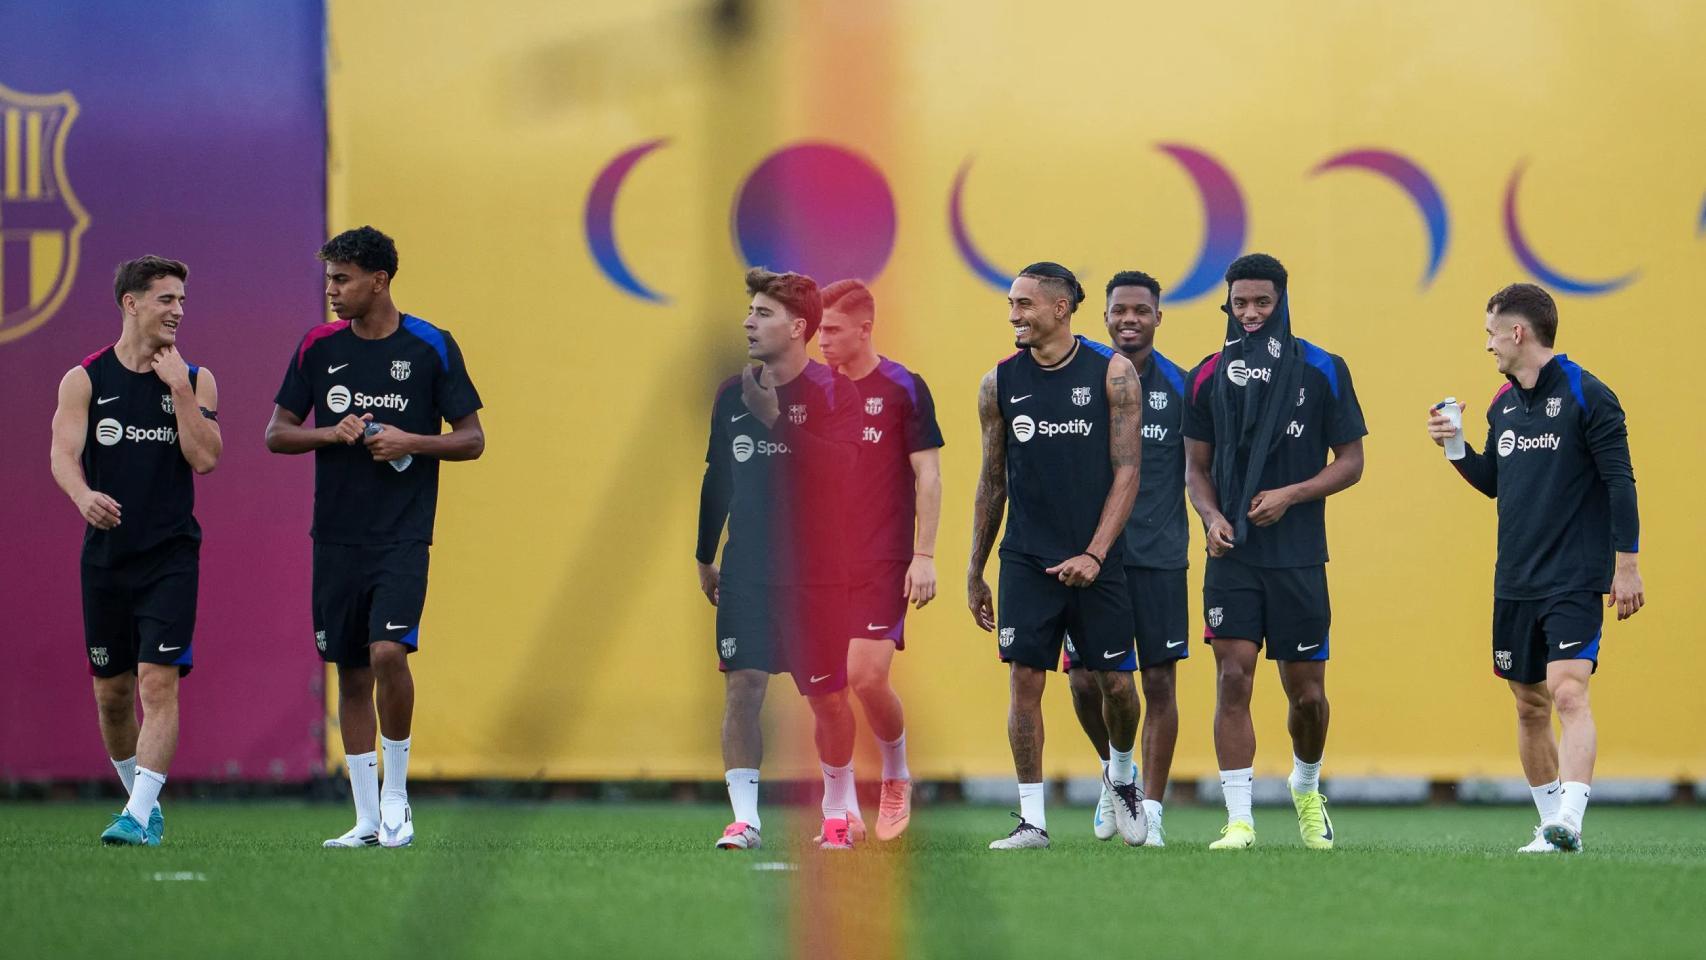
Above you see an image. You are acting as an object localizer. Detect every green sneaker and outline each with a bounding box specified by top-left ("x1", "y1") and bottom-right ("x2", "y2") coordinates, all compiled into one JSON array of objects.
[
  {"x1": 1209, "y1": 820, "x2": 1255, "y2": 850},
  {"x1": 1292, "y1": 788, "x2": 1334, "y2": 850},
  {"x1": 100, "y1": 811, "x2": 152, "y2": 847}
]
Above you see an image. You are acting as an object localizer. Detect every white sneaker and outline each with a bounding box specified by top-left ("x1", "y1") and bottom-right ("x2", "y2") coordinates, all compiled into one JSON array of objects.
[
  {"x1": 1092, "y1": 782, "x2": 1117, "y2": 841},
  {"x1": 716, "y1": 821, "x2": 761, "y2": 850},
  {"x1": 989, "y1": 813, "x2": 1050, "y2": 850},
  {"x1": 1144, "y1": 802, "x2": 1165, "y2": 848},
  {"x1": 322, "y1": 825, "x2": 379, "y2": 849},
  {"x1": 1518, "y1": 827, "x2": 1559, "y2": 853},
  {"x1": 1540, "y1": 819, "x2": 1583, "y2": 853},
  {"x1": 1106, "y1": 774, "x2": 1148, "y2": 847},
  {"x1": 379, "y1": 799, "x2": 414, "y2": 848}
]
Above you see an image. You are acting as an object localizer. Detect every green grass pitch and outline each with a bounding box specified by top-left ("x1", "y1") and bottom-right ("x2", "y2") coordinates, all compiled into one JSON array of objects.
[{"x1": 3, "y1": 802, "x2": 1702, "y2": 959}]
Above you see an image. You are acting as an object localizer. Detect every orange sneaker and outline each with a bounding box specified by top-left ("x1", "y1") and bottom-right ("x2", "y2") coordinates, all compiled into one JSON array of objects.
[
  {"x1": 875, "y1": 779, "x2": 913, "y2": 841},
  {"x1": 819, "y1": 818, "x2": 853, "y2": 850}
]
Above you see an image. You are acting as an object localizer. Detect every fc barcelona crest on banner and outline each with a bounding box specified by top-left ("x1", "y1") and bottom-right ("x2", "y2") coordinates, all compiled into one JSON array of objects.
[{"x1": 0, "y1": 82, "x2": 90, "y2": 346}]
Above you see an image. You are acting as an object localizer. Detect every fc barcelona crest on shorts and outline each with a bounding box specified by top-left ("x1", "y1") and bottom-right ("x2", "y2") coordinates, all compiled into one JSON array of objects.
[
  {"x1": 1207, "y1": 607, "x2": 1224, "y2": 629},
  {"x1": 0, "y1": 82, "x2": 91, "y2": 345},
  {"x1": 865, "y1": 396, "x2": 883, "y2": 416},
  {"x1": 788, "y1": 403, "x2": 807, "y2": 425},
  {"x1": 719, "y1": 637, "x2": 737, "y2": 659},
  {"x1": 1148, "y1": 390, "x2": 1168, "y2": 410},
  {"x1": 1546, "y1": 397, "x2": 1561, "y2": 418},
  {"x1": 391, "y1": 360, "x2": 412, "y2": 381},
  {"x1": 89, "y1": 647, "x2": 108, "y2": 667},
  {"x1": 1071, "y1": 386, "x2": 1092, "y2": 407}
]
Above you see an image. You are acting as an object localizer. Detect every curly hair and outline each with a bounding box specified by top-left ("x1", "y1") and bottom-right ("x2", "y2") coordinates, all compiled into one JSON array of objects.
[
  {"x1": 1224, "y1": 253, "x2": 1288, "y2": 293},
  {"x1": 1105, "y1": 270, "x2": 1161, "y2": 304},
  {"x1": 319, "y1": 225, "x2": 399, "y2": 277}
]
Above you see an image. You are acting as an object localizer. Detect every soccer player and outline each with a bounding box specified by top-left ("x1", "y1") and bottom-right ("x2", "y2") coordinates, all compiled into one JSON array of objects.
[
  {"x1": 696, "y1": 268, "x2": 863, "y2": 851},
  {"x1": 265, "y1": 226, "x2": 485, "y2": 849},
  {"x1": 967, "y1": 262, "x2": 1147, "y2": 850},
  {"x1": 50, "y1": 256, "x2": 222, "y2": 846},
  {"x1": 1183, "y1": 253, "x2": 1365, "y2": 851},
  {"x1": 1426, "y1": 283, "x2": 1643, "y2": 853},
  {"x1": 1062, "y1": 271, "x2": 1190, "y2": 847},
  {"x1": 815, "y1": 279, "x2": 945, "y2": 842}
]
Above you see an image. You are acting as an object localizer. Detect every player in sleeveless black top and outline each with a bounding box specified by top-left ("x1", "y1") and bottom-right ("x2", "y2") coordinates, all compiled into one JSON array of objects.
[
  {"x1": 266, "y1": 228, "x2": 486, "y2": 850},
  {"x1": 50, "y1": 257, "x2": 222, "y2": 846},
  {"x1": 967, "y1": 263, "x2": 1148, "y2": 850}
]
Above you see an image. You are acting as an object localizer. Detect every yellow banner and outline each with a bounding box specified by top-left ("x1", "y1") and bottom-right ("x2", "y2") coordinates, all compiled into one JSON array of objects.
[{"x1": 326, "y1": 0, "x2": 1706, "y2": 779}]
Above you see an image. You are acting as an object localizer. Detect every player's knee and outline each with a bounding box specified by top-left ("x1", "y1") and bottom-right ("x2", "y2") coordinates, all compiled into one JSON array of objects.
[
  {"x1": 848, "y1": 662, "x2": 888, "y2": 700},
  {"x1": 1289, "y1": 684, "x2": 1328, "y2": 715},
  {"x1": 1549, "y1": 680, "x2": 1590, "y2": 717},
  {"x1": 136, "y1": 670, "x2": 178, "y2": 710},
  {"x1": 93, "y1": 681, "x2": 133, "y2": 718},
  {"x1": 368, "y1": 643, "x2": 410, "y2": 677},
  {"x1": 1141, "y1": 674, "x2": 1175, "y2": 710},
  {"x1": 1066, "y1": 668, "x2": 1099, "y2": 702}
]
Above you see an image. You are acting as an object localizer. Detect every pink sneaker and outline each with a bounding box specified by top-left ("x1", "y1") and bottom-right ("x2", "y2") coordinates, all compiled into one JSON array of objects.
[
  {"x1": 715, "y1": 821, "x2": 761, "y2": 850},
  {"x1": 813, "y1": 812, "x2": 866, "y2": 843},
  {"x1": 819, "y1": 818, "x2": 853, "y2": 850},
  {"x1": 875, "y1": 779, "x2": 913, "y2": 841}
]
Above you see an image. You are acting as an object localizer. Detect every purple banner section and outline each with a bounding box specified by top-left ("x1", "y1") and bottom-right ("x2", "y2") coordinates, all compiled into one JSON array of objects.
[{"x1": 0, "y1": 2, "x2": 326, "y2": 780}]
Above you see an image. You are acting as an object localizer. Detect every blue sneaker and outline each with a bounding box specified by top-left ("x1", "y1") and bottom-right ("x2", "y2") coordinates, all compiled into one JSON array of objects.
[
  {"x1": 147, "y1": 805, "x2": 164, "y2": 845},
  {"x1": 101, "y1": 811, "x2": 153, "y2": 847}
]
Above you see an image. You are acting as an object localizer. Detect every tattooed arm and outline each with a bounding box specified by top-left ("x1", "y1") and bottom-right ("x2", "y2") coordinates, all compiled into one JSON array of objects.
[
  {"x1": 1047, "y1": 354, "x2": 1141, "y2": 587},
  {"x1": 967, "y1": 368, "x2": 1006, "y2": 631}
]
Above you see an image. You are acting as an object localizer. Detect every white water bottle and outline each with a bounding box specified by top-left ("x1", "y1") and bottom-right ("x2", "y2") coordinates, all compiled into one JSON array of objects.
[
  {"x1": 1438, "y1": 397, "x2": 1465, "y2": 461},
  {"x1": 363, "y1": 421, "x2": 412, "y2": 472}
]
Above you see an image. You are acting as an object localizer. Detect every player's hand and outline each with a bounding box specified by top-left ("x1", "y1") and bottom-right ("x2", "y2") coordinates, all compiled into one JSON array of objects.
[
  {"x1": 363, "y1": 421, "x2": 416, "y2": 462},
  {"x1": 967, "y1": 575, "x2": 994, "y2": 631},
  {"x1": 1425, "y1": 402, "x2": 1463, "y2": 448},
  {"x1": 1609, "y1": 556, "x2": 1644, "y2": 621},
  {"x1": 76, "y1": 490, "x2": 122, "y2": 529},
  {"x1": 1205, "y1": 515, "x2": 1235, "y2": 557},
  {"x1": 697, "y1": 561, "x2": 721, "y2": 606},
  {"x1": 149, "y1": 345, "x2": 192, "y2": 392},
  {"x1": 740, "y1": 365, "x2": 780, "y2": 428},
  {"x1": 904, "y1": 555, "x2": 937, "y2": 608},
  {"x1": 329, "y1": 413, "x2": 371, "y2": 446},
  {"x1": 1247, "y1": 487, "x2": 1297, "y2": 527},
  {"x1": 1045, "y1": 554, "x2": 1102, "y2": 588}
]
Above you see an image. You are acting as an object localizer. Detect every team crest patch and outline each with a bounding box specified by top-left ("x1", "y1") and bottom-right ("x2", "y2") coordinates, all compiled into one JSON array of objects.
[
  {"x1": 1495, "y1": 649, "x2": 1512, "y2": 671},
  {"x1": 1297, "y1": 386, "x2": 1307, "y2": 407},
  {"x1": 865, "y1": 396, "x2": 883, "y2": 416},
  {"x1": 161, "y1": 393, "x2": 173, "y2": 414},
  {"x1": 391, "y1": 360, "x2": 412, "y2": 381},
  {"x1": 1148, "y1": 391, "x2": 1168, "y2": 410},
  {"x1": 788, "y1": 404, "x2": 807, "y2": 425},
  {"x1": 1545, "y1": 397, "x2": 1561, "y2": 418},
  {"x1": 314, "y1": 630, "x2": 327, "y2": 652},
  {"x1": 1207, "y1": 607, "x2": 1224, "y2": 629},
  {"x1": 1071, "y1": 386, "x2": 1092, "y2": 407},
  {"x1": 1268, "y1": 337, "x2": 1282, "y2": 358},
  {"x1": 720, "y1": 637, "x2": 737, "y2": 659},
  {"x1": 0, "y1": 82, "x2": 91, "y2": 346},
  {"x1": 999, "y1": 627, "x2": 1015, "y2": 648},
  {"x1": 89, "y1": 646, "x2": 108, "y2": 667}
]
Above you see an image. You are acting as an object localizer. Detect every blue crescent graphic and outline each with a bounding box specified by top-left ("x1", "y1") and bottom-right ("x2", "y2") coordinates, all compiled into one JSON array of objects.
[
  {"x1": 949, "y1": 159, "x2": 1012, "y2": 290},
  {"x1": 585, "y1": 139, "x2": 669, "y2": 303},
  {"x1": 1159, "y1": 144, "x2": 1247, "y2": 302},
  {"x1": 1312, "y1": 149, "x2": 1449, "y2": 288},
  {"x1": 1502, "y1": 161, "x2": 1636, "y2": 296}
]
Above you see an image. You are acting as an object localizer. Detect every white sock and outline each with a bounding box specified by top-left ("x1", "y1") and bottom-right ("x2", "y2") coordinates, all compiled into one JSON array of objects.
[
  {"x1": 1291, "y1": 755, "x2": 1323, "y2": 794},
  {"x1": 878, "y1": 731, "x2": 910, "y2": 782},
  {"x1": 380, "y1": 736, "x2": 411, "y2": 803},
  {"x1": 846, "y1": 767, "x2": 864, "y2": 821},
  {"x1": 1221, "y1": 767, "x2": 1254, "y2": 826},
  {"x1": 1530, "y1": 779, "x2": 1562, "y2": 823},
  {"x1": 1109, "y1": 745, "x2": 1136, "y2": 786},
  {"x1": 725, "y1": 768, "x2": 761, "y2": 830},
  {"x1": 821, "y1": 762, "x2": 854, "y2": 821},
  {"x1": 125, "y1": 767, "x2": 165, "y2": 825},
  {"x1": 1018, "y1": 781, "x2": 1047, "y2": 831},
  {"x1": 112, "y1": 755, "x2": 137, "y2": 796},
  {"x1": 1142, "y1": 798, "x2": 1164, "y2": 823},
  {"x1": 1558, "y1": 781, "x2": 1591, "y2": 830},
  {"x1": 347, "y1": 751, "x2": 380, "y2": 832}
]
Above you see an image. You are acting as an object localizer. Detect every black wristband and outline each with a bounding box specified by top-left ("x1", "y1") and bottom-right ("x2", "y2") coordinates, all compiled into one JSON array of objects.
[{"x1": 1085, "y1": 550, "x2": 1104, "y2": 566}]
